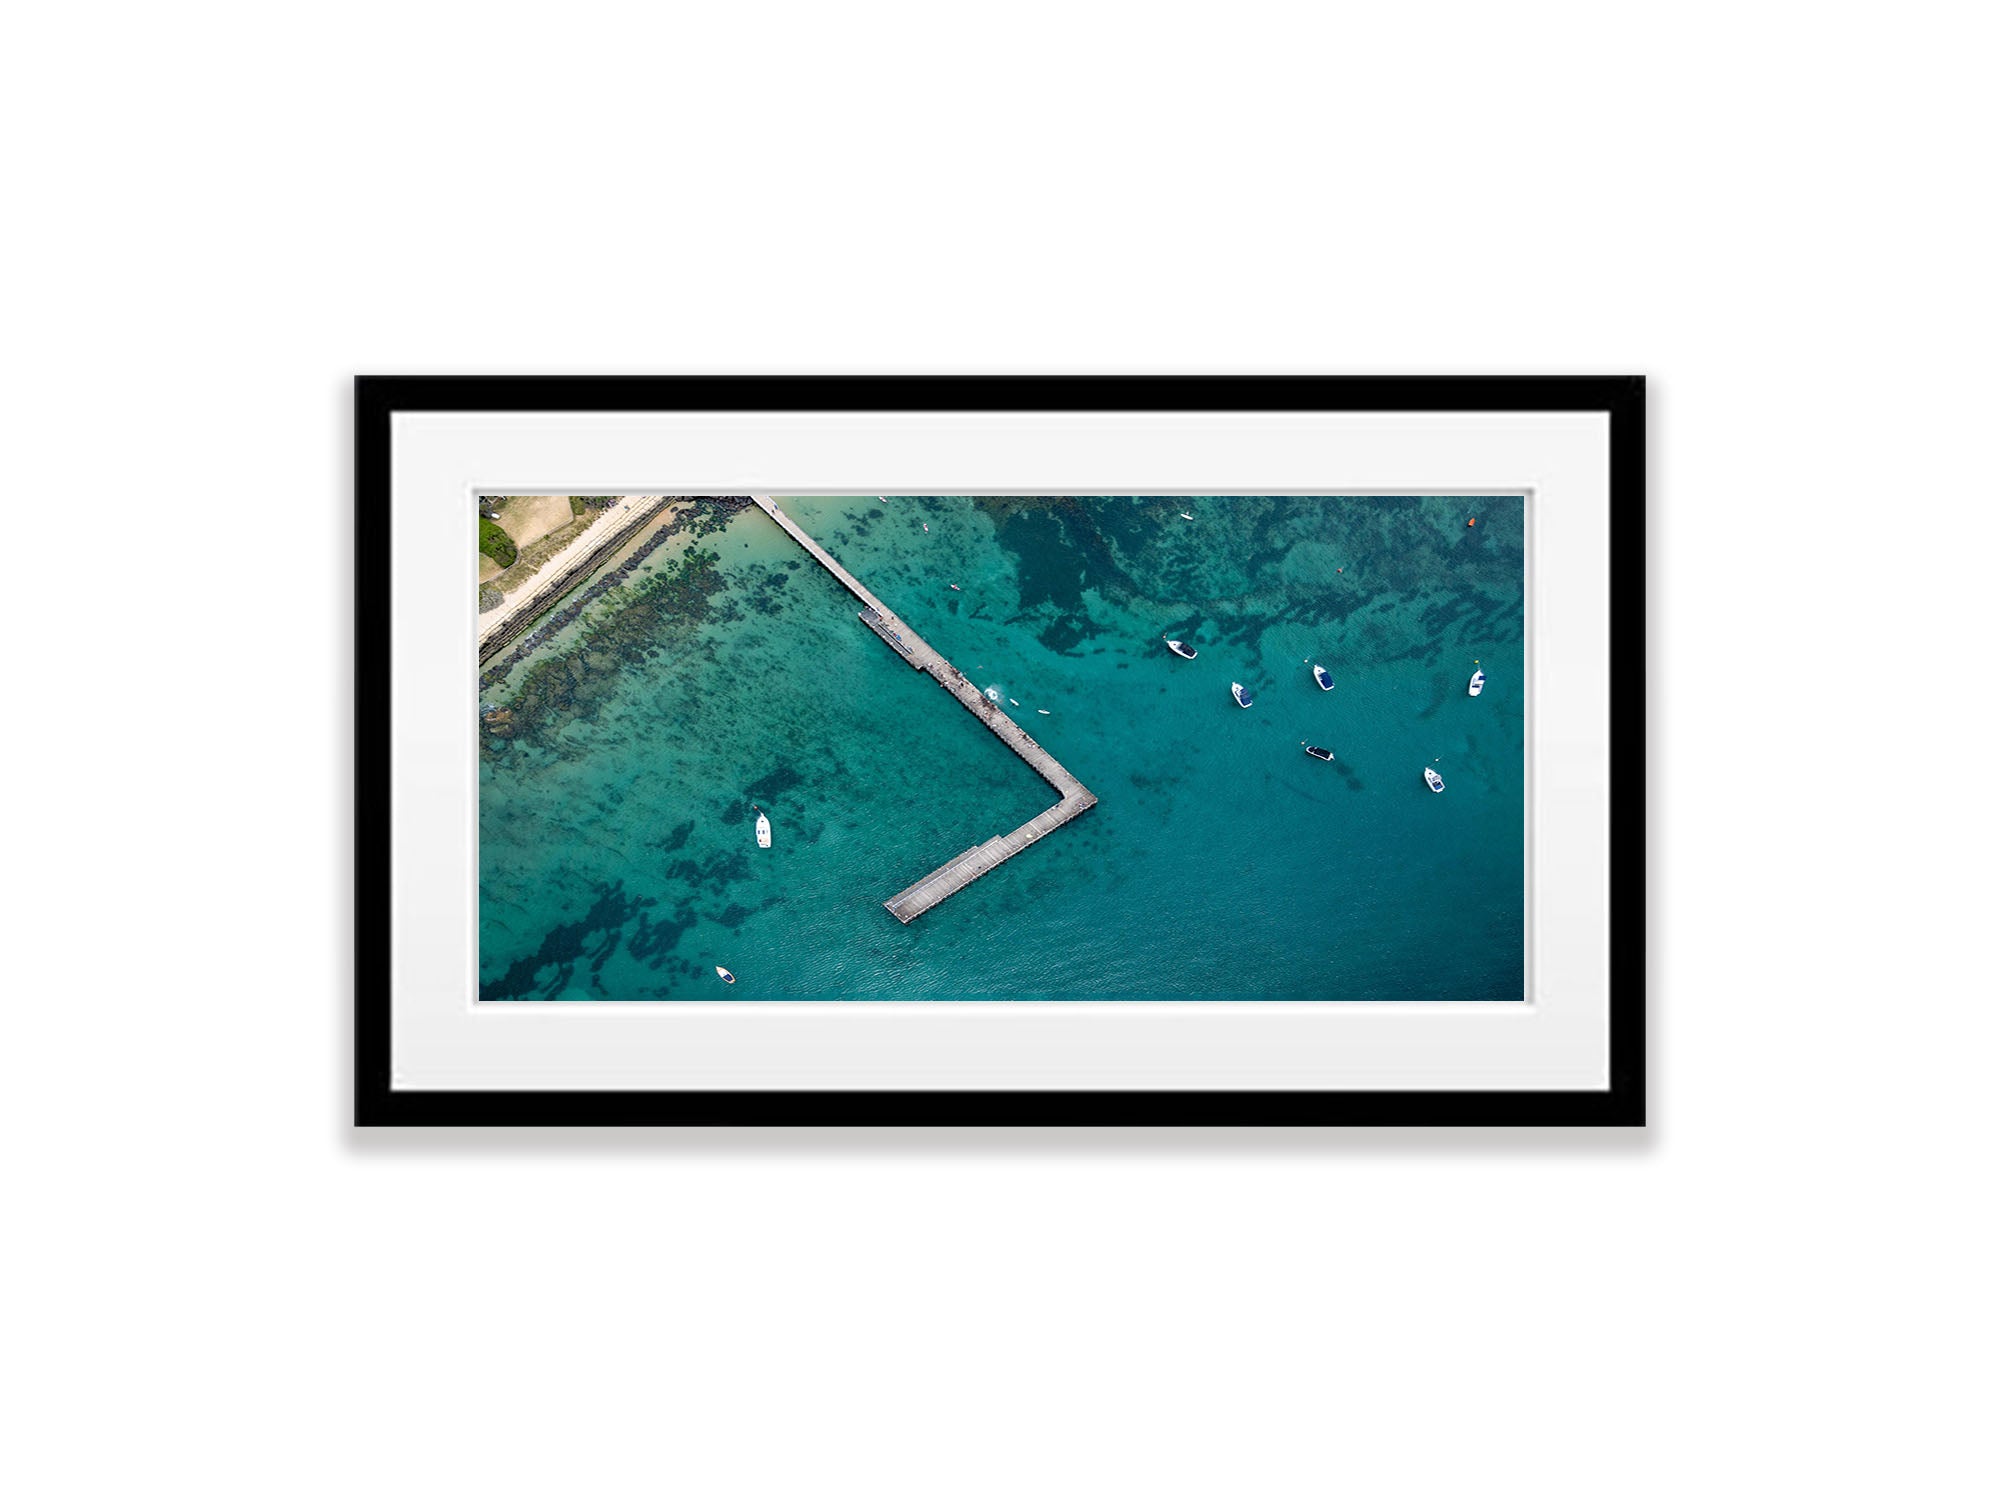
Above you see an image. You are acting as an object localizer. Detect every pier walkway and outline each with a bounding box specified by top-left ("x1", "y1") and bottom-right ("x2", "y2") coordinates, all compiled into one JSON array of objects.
[{"x1": 748, "y1": 495, "x2": 1097, "y2": 922}]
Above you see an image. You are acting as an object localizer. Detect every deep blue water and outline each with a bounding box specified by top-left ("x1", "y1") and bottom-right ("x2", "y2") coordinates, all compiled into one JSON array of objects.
[{"x1": 478, "y1": 494, "x2": 1524, "y2": 1001}]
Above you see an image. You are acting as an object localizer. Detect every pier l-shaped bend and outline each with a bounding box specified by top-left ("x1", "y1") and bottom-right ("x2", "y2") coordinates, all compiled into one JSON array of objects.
[{"x1": 748, "y1": 495, "x2": 1098, "y2": 922}]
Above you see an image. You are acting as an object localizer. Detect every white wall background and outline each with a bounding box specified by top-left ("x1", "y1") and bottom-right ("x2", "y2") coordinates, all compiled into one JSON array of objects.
[{"x1": 5, "y1": 2, "x2": 1993, "y2": 1495}]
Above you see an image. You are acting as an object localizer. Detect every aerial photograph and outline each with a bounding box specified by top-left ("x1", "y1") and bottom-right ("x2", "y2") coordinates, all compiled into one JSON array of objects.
[{"x1": 476, "y1": 492, "x2": 1525, "y2": 1002}]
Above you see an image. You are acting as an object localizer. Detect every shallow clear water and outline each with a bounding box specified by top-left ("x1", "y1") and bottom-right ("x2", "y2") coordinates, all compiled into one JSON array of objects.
[{"x1": 478, "y1": 494, "x2": 1525, "y2": 1002}]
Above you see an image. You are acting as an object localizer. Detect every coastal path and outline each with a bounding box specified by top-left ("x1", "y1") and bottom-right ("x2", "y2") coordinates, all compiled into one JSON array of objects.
[{"x1": 478, "y1": 494, "x2": 674, "y2": 665}]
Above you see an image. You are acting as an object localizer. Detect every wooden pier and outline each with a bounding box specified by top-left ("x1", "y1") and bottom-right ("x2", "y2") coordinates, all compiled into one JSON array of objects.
[{"x1": 748, "y1": 495, "x2": 1098, "y2": 922}]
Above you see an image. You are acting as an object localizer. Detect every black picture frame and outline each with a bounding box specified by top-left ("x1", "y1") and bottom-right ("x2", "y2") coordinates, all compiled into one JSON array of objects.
[{"x1": 356, "y1": 376, "x2": 1644, "y2": 1127}]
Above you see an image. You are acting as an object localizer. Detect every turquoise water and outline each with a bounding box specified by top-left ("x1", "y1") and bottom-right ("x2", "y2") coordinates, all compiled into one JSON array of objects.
[{"x1": 478, "y1": 494, "x2": 1525, "y2": 1002}]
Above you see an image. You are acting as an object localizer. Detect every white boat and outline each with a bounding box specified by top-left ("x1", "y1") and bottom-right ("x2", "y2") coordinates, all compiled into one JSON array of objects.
[
  {"x1": 948, "y1": 584, "x2": 962, "y2": 591},
  {"x1": 754, "y1": 806, "x2": 771, "y2": 849},
  {"x1": 1468, "y1": 667, "x2": 1485, "y2": 697},
  {"x1": 1231, "y1": 681, "x2": 1253, "y2": 709},
  {"x1": 922, "y1": 523, "x2": 929, "y2": 532},
  {"x1": 716, "y1": 966, "x2": 737, "y2": 984},
  {"x1": 1424, "y1": 766, "x2": 1445, "y2": 793},
  {"x1": 984, "y1": 686, "x2": 1002, "y2": 703},
  {"x1": 1009, "y1": 698, "x2": 1019, "y2": 706},
  {"x1": 1165, "y1": 638, "x2": 1197, "y2": 660},
  {"x1": 1302, "y1": 743, "x2": 1334, "y2": 763},
  {"x1": 1037, "y1": 708, "x2": 1050, "y2": 715},
  {"x1": 1178, "y1": 510, "x2": 1194, "y2": 521},
  {"x1": 1312, "y1": 663, "x2": 1334, "y2": 691}
]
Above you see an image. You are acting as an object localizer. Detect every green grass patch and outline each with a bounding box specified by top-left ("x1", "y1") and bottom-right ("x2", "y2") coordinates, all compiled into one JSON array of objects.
[{"x1": 479, "y1": 518, "x2": 518, "y2": 567}]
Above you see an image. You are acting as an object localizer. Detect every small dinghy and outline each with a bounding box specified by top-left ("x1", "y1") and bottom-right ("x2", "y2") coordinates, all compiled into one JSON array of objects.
[
  {"x1": 922, "y1": 523, "x2": 929, "y2": 533},
  {"x1": 1165, "y1": 638, "x2": 1197, "y2": 660},
  {"x1": 1231, "y1": 681, "x2": 1253, "y2": 709},
  {"x1": 716, "y1": 966, "x2": 737, "y2": 985},
  {"x1": 1037, "y1": 708, "x2": 1050, "y2": 715},
  {"x1": 1468, "y1": 665, "x2": 1485, "y2": 697},
  {"x1": 1009, "y1": 698, "x2": 1019, "y2": 706},
  {"x1": 1424, "y1": 765, "x2": 1445, "y2": 793},
  {"x1": 1179, "y1": 510, "x2": 1194, "y2": 521},
  {"x1": 948, "y1": 584, "x2": 962, "y2": 591},
  {"x1": 1311, "y1": 662, "x2": 1334, "y2": 692},
  {"x1": 1302, "y1": 743, "x2": 1334, "y2": 763},
  {"x1": 753, "y1": 804, "x2": 771, "y2": 849}
]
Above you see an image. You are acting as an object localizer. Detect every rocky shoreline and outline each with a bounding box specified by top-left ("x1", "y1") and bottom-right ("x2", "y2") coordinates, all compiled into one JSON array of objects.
[
  {"x1": 477, "y1": 495, "x2": 719, "y2": 669},
  {"x1": 479, "y1": 494, "x2": 752, "y2": 703}
]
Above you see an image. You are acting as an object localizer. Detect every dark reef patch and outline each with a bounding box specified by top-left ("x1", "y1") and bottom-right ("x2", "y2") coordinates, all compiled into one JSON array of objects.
[
  {"x1": 483, "y1": 544, "x2": 730, "y2": 757},
  {"x1": 626, "y1": 904, "x2": 698, "y2": 970},
  {"x1": 480, "y1": 881, "x2": 657, "y2": 1002},
  {"x1": 664, "y1": 848, "x2": 752, "y2": 896},
  {"x1": 1037, "y1": 612, "x2": 1102, "y2": 655},
  {"x1": 745, "y1": 765, "x2": 804, "y2": 803},
  {"x1": 976, "y1": 497, "x2": 1138, "y2": 658},
  {"x1": 746, "y1": 567, "x2": 792, "y2": 617}
]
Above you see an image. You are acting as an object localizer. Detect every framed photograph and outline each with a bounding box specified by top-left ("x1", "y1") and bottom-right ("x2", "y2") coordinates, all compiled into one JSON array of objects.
[{"x1": 357, "y1": 376, "x2": 1644, "y2": 1125}]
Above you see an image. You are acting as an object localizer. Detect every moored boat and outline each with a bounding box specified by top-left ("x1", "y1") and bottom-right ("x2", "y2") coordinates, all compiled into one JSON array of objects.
[
  {"x1": 1178, "y1": 510, "x2": 1194, "y2": 521},
  {"x1": 1231, "y1": 681, "x2": 1253, "y2": 708},
  {"x1": 1165, "y1": 638, "x2": 1197, "y2": 660},
  {"x1": 1302, "y1": 743, "x2": 1334, "y2": 762},
  {"x1": 1424, "y1": 765, "x2": 1445, "y2": 793},
  {"x1": 716, "y1": 966, "x2": 737, "y2": 984},
  {"x1": 1468, "y1": 665, "x2": 1485, "y2": 697},
  {"x1": 754, "y1": 805, "x2": 771, "y2": 849},
  {"x1": 1312, "y1": 663, "x2": 1334, "y2": 691}
]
